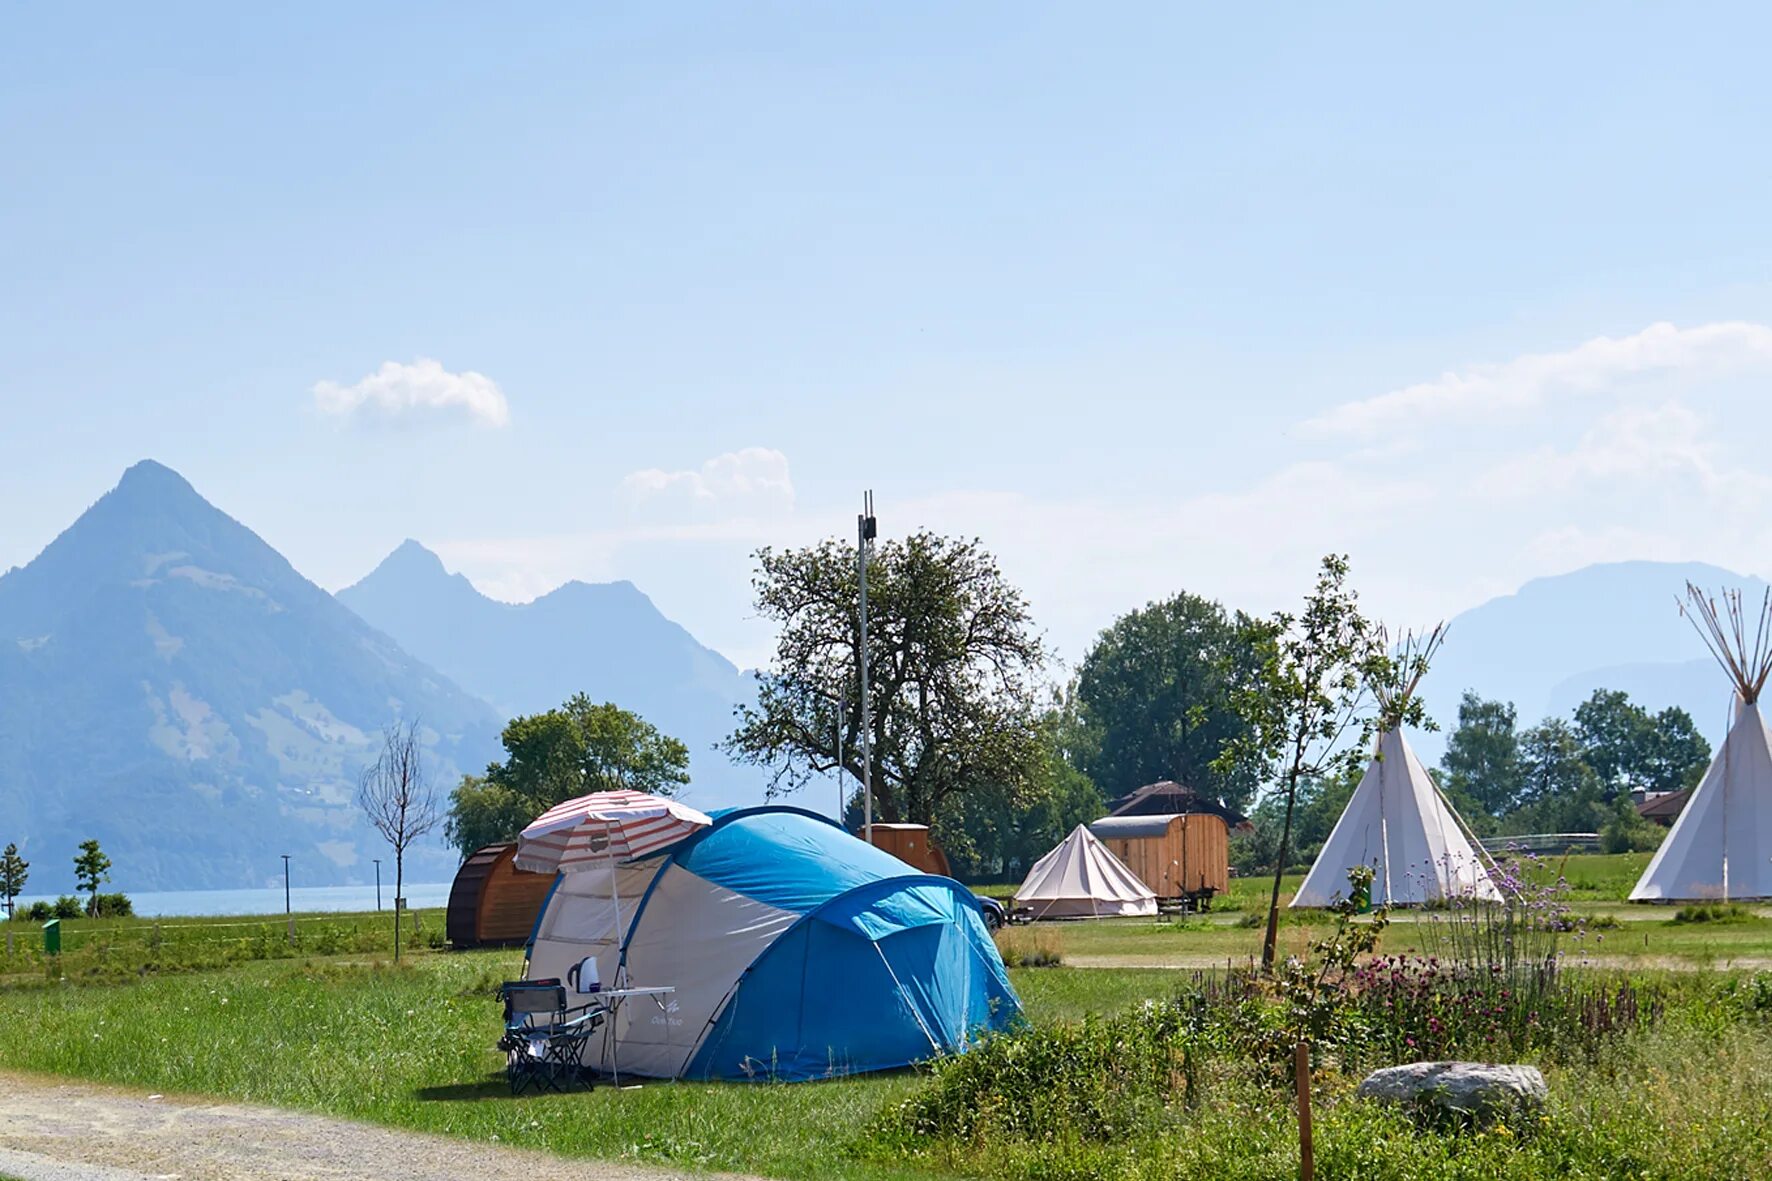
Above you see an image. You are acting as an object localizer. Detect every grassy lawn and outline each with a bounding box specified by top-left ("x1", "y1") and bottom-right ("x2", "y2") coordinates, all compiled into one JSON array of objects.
[
  {"x1": 6, "y1": 854, "x2": 1772, "y2": 1179},
  {"x1": 1, "y1": 907, "x2": 446, "y2": 982},
  {"x1": 0, "y1": 951, "x2": 1178, "y2": 1181}
]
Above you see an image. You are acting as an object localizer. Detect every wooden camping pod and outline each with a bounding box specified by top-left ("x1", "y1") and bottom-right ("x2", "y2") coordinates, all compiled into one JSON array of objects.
[
  {"x1": 863, "y1": 823, "x2": 952, "y2": 877},
  {"x1": 446, "y1": 842, "x2": 556, "y2": 949},
  {"x1": 1087, "y1": 812, "x2": 1229, "y2": 898}
]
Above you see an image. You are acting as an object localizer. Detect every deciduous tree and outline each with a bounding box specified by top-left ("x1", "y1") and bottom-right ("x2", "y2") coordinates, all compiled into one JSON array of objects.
[
  {"x1": 1439, "y1": 692, "x2": 1524, "y2": 817},
  {"x1": 359, "y1": 720, "x2": 440, "y2": 960},
  {"x1": 1218, "y1": 556, "x2": 1392, "y2": 972},
  {"x1": 447, "y1": 696, "x2": 690, "y2": 856},
  {"x1": 0, "y1": 843, "x2": 27, "y2": 919},
  {"x1": 1075, "y1": 593, "x2": 1268, "y2": 813},
  {"x1": 73, "y1": 839, "x2": 110, "y2": 917},
  {"x1": 726, "y1": 531, "x2": 1048, "y2": 825}
]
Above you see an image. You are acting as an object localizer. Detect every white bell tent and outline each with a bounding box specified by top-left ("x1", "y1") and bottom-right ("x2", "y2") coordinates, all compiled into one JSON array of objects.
[
  {"x1": 1631, "y1": 587, "x2": 1772, "y2": 902},
  {"x1": 1014, "y1": 824, "x2": 1157, "y2": 919},
  {"x1": 1293, "y1": 625, "x2": 1502, "y2": 908}
]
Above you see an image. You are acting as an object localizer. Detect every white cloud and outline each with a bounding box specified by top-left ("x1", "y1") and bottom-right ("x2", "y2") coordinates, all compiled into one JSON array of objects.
[
  {"x1": 417, "y1": 320, "x2": 1772, "y2": 674},
  {"x1": 1306, "y1": 321, "x2": 1772, "y2": 438},
  {"x1": 312, "y1": 358, "x2": 510, "y2": 428},
  {"x1": 619, "y1": 447, "x2": 795, "y2": 519}
]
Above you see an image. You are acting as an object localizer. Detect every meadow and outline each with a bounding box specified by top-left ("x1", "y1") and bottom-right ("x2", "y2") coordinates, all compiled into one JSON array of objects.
[{"x1": 5, "y1": 853, "x2": 1772, "y2": 1179}]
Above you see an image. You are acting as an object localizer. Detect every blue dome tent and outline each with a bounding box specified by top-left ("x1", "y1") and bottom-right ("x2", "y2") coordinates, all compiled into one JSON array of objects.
[{"x1": 525, "y1": 806, "x2": 1020, "y2": 1081}]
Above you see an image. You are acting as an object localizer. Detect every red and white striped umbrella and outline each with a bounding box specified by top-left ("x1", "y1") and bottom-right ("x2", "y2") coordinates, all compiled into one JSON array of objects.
[{"x1": 514, "y1": 790, "x2": 711, "y2": 874}]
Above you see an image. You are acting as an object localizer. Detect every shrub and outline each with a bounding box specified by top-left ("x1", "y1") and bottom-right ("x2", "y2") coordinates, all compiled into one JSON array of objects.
[
  {"x1": 85, "y1": 893, "x2": 133, "y2": 918},
  {"x1": 52, "y1": 896, "x2": 82, "y2": 919},
  {"x1": 1672, "y1": 902, "x2": 1753, "y2": 924},
  {"x1": 887, "y1": 1001, "x2": 1191, "y2": 1144}
]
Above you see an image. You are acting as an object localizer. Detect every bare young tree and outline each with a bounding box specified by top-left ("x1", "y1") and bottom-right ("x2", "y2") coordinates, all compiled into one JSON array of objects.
[{"x1": 359, "y1": 719, "x2": 440, "y2": 960}]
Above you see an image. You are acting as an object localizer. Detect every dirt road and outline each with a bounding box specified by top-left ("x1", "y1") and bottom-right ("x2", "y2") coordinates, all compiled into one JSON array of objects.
[{"x1": 0, "y1": 1071, "x2": 761, "y2": 1181}]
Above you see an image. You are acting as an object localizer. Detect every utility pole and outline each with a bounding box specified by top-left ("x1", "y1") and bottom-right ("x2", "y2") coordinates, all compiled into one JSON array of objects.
[
  {"x1": 373, "y1": 859, "x2": 382, "y2": 912},
  {"x1": 858, "y1": 491, "x2": 876, "y2": 845},
  {"x1": 281, "y1": 854, "x2": 293, "y2": 945}
]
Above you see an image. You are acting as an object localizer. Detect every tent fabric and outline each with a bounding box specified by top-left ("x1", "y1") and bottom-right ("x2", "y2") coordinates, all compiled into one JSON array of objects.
[
  {"x1": 1292, "y1": 728, "x2": 1502, "y2": 908},
  {"x1": 525, "y1": 806, "x2": 1020, "y2": 1081},
  {"x1": 1631, "y1": 699, "x2": 1772, "y2": 901},
  {"x1": 686, "y1": 875, "x2": 1015, "y2": 1080},
  {"x1": 1014, "y1": 824, "x2": 1158, "y2": 918}
]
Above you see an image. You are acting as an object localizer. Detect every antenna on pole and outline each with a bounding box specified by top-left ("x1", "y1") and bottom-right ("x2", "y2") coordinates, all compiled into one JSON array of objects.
[{"x1": 858, "y1": 491, "x2": 876, "y2": 845}]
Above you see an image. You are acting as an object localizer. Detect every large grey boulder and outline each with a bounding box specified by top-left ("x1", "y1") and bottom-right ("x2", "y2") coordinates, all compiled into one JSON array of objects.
[{"x1": 1357, "y1": 1061, "x2": 1547, "y2": 1125}]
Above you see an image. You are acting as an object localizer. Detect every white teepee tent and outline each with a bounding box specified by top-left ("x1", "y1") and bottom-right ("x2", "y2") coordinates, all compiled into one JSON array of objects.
[
  {"x1": 1631, "y1": 587, "x2": 1772, "y2": 902},
  {"x1": 1292, "y1": 625, "x2": 1502, "y2": 908},
  {"x1": 1014, "y1": 824, "x2": 1157, "y2": 919}
]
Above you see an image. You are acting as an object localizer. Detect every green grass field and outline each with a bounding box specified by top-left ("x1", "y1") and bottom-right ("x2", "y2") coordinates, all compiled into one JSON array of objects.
[
  {"x1": 6, "y1": 854, "x2": 1772, "y2": 1179},
  {"x1": 1, "y1": 907, "x2": 446, "y2": 982}
]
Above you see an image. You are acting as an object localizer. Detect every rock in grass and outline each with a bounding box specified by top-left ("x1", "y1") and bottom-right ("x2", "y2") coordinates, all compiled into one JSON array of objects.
[{"x1": 1356, "y1": 1061, "x2": 1547, "y2": 1127}]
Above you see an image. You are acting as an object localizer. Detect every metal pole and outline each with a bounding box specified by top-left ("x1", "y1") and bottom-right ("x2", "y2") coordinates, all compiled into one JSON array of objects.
[
  {"x1": 282, "y1": 854, "x2": 293, "y2": 945},
  {"x1": 858, "y1": 491, "x2": 875, "y2": 845},
  {"x1": 836, "y1": 718, "x2": 845, "y2": 824},
  {"x1": 374, "y1": 860, "x2": 382, "y2": 912}
]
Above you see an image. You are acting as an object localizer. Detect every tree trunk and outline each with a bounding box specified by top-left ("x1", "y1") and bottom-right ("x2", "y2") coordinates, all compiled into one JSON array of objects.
[
  {"x1": 393, "y1": 852, "x2": 404, "y2": 962},
  {"x1": 1262, "y1": 770, "x2": 1301, "y2": 972}
]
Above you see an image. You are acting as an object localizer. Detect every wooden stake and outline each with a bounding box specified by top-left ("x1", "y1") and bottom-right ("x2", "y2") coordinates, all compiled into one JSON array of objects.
[{"x1": 1295, "y1": 1041, "x2": 1314, "y2": 1181}]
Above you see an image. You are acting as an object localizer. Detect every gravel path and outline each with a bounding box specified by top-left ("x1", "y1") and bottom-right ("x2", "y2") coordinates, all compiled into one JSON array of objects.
[{"x1": 0, "y1": 1071, "x2": 761, "y2": 1181}]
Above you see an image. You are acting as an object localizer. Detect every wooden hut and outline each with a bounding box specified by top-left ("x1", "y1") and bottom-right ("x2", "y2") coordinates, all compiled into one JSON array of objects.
[
  {"x1": 1088, "y1": 812, "x2": 1229, "y2": 899},
  {"x1": 864, "y1": 823, "x2": 952, "y2": 877},
  {"x1": 446, "y1": 842, "x2": 556, "y2": 949}
]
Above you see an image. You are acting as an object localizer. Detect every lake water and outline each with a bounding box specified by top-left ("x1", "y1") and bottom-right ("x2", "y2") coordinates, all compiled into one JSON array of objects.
[{"x1": 11, "y1": 881, "x2": 455, "y2": 918}]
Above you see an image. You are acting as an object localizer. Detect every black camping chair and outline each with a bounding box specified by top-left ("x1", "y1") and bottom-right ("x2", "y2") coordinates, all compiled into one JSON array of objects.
[{"x1": 496, "y1": 979, "x2": 606, "y2": 1095}]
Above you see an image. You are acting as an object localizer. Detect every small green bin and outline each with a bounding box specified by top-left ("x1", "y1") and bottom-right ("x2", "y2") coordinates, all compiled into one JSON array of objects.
[{"x1": 42, "y1": 917, "x2": 60, "y2": 955}]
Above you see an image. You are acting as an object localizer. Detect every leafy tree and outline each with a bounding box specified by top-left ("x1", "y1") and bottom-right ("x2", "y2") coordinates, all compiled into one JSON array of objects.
[
  {"x1": 72, "y1": 839, "x2": 111, "y2": 916},
  {"x1": 1438, "y1": 693, "x2": 1523, "y2": 817},
  {"x1": 1572, "y1": 690, "x2": 1644, "y2": 792},
  {"x1": 940, "y1": 689, "x2": 1106, "y2": 878},
  {"x1": 447, "y1": 695, "x2": 690, "y2": 856},
  {"x1": 1506, "y1": 719, "x2": 1605, "y2": 833},
  {"x1": 726, "y1": 531, "x2": 1048, "y2": 825},
  {"x1": 1573, "y1": 690, "x2": 1710, "y2": 798},
  {"x1": 358, "y1": 720, "x2": 441, "y2": 961},
  {"x1": 1641, "y1": 707, "x2": 1710, "y2": 794},
  {"x1": 1074, "y1": 592, "x2": 1268, "y2": 813},
  {"x1": 0, "y1": 843, "x2": 27, "y2": 919},
  {"x1": 1218, "y1": 556, "x2": 1390, "y2": 972},
  {"x1": 1600, "y1": 794, "x2": 1664, "y2": 854}
]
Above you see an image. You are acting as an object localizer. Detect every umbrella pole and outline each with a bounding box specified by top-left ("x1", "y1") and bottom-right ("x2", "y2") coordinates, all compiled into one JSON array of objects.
[{"x1": 610, "y1": 861, "x2": 624, "y2": 1087}]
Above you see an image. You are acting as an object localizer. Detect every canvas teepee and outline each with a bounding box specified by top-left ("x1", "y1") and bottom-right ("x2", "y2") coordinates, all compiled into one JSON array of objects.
[
  {"x1": 1292, "y1": 626, "x2": 1502, "y2": 908},
  {"x1": 1014, "y1": 824, "x2": 1158, "y2": 919},
  {"x1": 1631, "y1": 586, "x2": 1772, "y2": 902}
]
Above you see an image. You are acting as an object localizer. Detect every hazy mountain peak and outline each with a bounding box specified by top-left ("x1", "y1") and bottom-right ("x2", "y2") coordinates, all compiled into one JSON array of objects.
[
  {"x1": 0, "y1": 464, "x2": 500, "y2": 890},
  {"x1": 336, "y1": 547, "x2": 764, "y2": 812},
  {"x1": 377, "y1": 538, "x2": 452, "y2": 580},
  {"x1": 115, "y1": 458, "x2": 197, "y2": 497}
]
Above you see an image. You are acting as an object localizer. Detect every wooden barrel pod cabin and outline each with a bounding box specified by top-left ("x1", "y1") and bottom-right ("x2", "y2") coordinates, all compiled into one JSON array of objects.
[
  {"x1": 446, "y1": 842, "x2": 556, "y2": 949},
  {"x1": 1088, "y1": 813, "x2": 1229, "y2": 900},
  {"x1": 864, "y1": 823, "x2": 952, "y2": 877}
]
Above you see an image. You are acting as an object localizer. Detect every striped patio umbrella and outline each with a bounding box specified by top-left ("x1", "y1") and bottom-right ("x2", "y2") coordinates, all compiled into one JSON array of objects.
[{"x1": 514, "y1": 790, "x2": 712, "y2": 875}]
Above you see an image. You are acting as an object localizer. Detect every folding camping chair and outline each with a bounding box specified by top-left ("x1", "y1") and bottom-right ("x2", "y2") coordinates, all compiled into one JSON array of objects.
[{"x1": 497, "y1": 979, "x2": 606, "y2": 1094}]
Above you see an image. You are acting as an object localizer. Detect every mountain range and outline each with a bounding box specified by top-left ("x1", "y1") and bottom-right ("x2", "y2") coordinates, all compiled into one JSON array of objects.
[
  {"x1": 0, "y1": 462, "x2": 764, "y2": 892},
  {"x1": 0, "y1": 461, "x2": 501, "y2": 891},
  {"x1": 1419, "y1": 560, "x2": 1766, "y2": 763},
  {"x1": 336, "y1": 539, "x2": 761, "y2": 814},
  {"x1": 1, "y1": 461, "x2": 1761, "y2": 891}
]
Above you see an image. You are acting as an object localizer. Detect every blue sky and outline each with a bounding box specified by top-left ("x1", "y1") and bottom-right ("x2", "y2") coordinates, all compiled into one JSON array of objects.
[{"x1": 7, "y1": 4, "x2": 1772, "y2": 669}]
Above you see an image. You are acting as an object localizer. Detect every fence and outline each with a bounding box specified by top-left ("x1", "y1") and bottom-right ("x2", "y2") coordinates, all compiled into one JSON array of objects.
[{"x1": 1478, "y1": 833, "x2": 1603, "y2": 855}]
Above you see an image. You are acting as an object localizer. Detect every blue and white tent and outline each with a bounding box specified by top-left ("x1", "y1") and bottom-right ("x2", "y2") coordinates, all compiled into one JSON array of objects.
[{"x1": 525, "y1": 806, "x2": 1020, "y2": 1081}]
